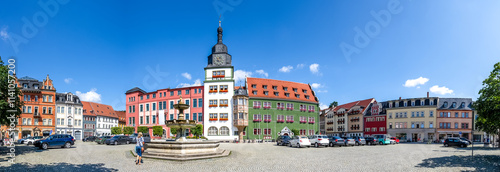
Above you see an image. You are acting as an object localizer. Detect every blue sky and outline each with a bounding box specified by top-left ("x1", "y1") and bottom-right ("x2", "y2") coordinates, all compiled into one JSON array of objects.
[{"x1": 1, "y1": 0, "x2": 499, "y2": 110}]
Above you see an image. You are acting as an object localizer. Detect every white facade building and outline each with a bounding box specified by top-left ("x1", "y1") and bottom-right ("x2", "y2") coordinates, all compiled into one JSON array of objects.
[
  {"x1": 55, "y1": 92, "x2": 84, "y2": 140},
  {"x1": 96, "y1": 115, "x2": 118, "y2": 136},
  {"x1": 203, "y1": 23, "x2": 237, "y2": 140}
]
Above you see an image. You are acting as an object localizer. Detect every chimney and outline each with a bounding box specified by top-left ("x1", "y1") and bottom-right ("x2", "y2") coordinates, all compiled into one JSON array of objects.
[{"x1": 427, "y1": 92, "x2": 429, "y2": 98}]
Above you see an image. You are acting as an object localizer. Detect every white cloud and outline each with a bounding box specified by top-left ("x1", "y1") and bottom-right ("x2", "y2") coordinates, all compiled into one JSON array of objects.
[
  {"x1": 64, "y1": 78, "x2": 73, "y2": 84},
  {"x1": 0, "y1": 27, "x2": 9, "y2": 41},
  {"x1": 316, "y1": 90, "x2": 328, "y2": 93},
  {"x1": 234, "y1": 70, "x2": 252, "y2": 84},
  {"x1": 319, "y1": 103, "x2": 328, "y2": 110},
  {"x1": 309, "y1": 63, "x2": 319, "y2": 74},
  {"x1": 181, "y1": 72, "x2": 192, "y2": 80},
  {"x1": 178, "y1": 79, "x2": 202, "y2": 88},
  {"x1": 255, "y1": 70, "x2": 268, "y2": 77},
  {"x1": 404, "y1": 77, "x2": 429, "y2": 87},
  {"x1": 297, "y1": 64, "x2": 305, "y2": 69},
  {"x1": 279, "y1": 65, "x2": 293, "y2": 73},
  {"x1": 430, "y1": 85, "x2": 454, "y2": 95},
  {"x1": 311, "y1": 83, "x2": 321, "y2": 89},
  {"x1": 76, "y1": 88, "x2": 102, "y2": 103}
]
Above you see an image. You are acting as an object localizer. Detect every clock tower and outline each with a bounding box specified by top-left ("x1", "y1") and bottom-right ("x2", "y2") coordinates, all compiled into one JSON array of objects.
[{"x1": 203, "y1": 21, "x2": 237, "y2": 140}]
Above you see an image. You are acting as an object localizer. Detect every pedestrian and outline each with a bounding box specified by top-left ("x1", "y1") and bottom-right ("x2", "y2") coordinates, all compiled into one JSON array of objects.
[{"x1": 135, "y1": 132, "x2": 145, "y2": 165}]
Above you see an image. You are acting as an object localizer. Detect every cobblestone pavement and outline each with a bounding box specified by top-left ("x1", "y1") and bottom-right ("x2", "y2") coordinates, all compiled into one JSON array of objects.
[{"x1": 0, "y1": 141, "x2": 499, "y2": 172}]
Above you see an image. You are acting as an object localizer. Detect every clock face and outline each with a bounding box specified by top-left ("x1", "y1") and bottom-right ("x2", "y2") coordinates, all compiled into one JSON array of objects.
[{"x1": 214, "y1": 55, "x2": 224, "y2": 65}]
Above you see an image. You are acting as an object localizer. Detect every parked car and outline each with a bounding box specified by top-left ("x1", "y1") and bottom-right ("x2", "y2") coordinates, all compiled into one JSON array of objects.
[
  {"x1": 365, "y1": 137, "x2": 377, "y2": 145},
  {"x1": 24, "y1": 136, "x2": 44, "y2": 145},
  {"x1": 276, "y1": 135, "x2": 291, "y2": 146},
  {"x1": 18, "y1": 137, "x2": 32, "y2": 144},
  {"x1": 309, "y1": 135, "x2": 329, "y2": 148},
  {"x1": 374, "y1": 135, "x2": 392, "y2": 145},
  {"x1": 390, "y1": 137, "x2": 400, "y2": 144},
  {"x1": 106, "y1": 135, "x2": 130, "y2": 145},
  {"x1": 444, "y1": 138, "x2": 469, "y2": 148},
  {"x1": 352, "y1": 136, "x2": 366, "y2": 146},
  {"x1": 34, "y1": 134, "x2": 75, "y2": 150},
  {"x1": 328, "y1": 136, "x2": 345, "y2": 147},
  {"x1": 342, "y1": 137, "x2": 356, "y2": 146},
  {"x1": 128, "y1": 133, "x2": 151, "y2": 144},
  {"x1": 83, "y1": 136, "x2": 97, "y2": 142},
  {"x1": 459, "y1": 137, "x2": 472, "y2": 144},
  {"x1": 95, "y1": 136, "x2": 112, "y2": 144},
  {"x1": 289, "y1": 135, "x2": 311, "y2": 148}
]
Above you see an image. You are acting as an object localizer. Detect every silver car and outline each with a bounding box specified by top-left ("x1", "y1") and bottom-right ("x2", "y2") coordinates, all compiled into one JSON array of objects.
[
  {"x1": 342, "y1": 137, "x2": 356, "y2": 146},
  {"x1": 289, "y1": 136, "x2": 311, "y2": 148},
  {"x1": 328, "y1": 136, "x2": 345, "y2": 147},
  {"x1": 309, "y1": 135, "x2": 329, "y2": 148}
]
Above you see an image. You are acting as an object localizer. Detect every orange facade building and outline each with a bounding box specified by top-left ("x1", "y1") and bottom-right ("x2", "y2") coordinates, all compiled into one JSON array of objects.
[{"x1": 2, "y1": 75, "x2": 56, "y2": 140}]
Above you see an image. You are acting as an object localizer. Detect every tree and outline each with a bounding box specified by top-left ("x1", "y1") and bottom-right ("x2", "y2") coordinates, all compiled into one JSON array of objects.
[
  {"x1": 123, "y1": 127, "x2": 134, "y2": 135},
  {"x1": 111, "y1": 127, "x2": 122, "y2": 135},
  {"x1": 170, "y1": 128, "x2": 178, "y2": 135},
  {"x1": 329, "y1": 101, "x2": 338, "y2": 108},
  {"x1": 137, "y1": 126, "x2": 149, "y2": 135},
  {"x1": 191, "y1": 124, "x2": 203, "y2": 139},
  {"x1": 0, "y1": 57, "x2": 24, "y2": 125},
  {"x1": 473, "y1": 62, "x2": 500, "y2": 147},
  {"x1": 152, "y1": 126, "x2": 163, "y2": 136},
  {"x1": 291, "y1": 129, "x2": 299, "y2": 136}
]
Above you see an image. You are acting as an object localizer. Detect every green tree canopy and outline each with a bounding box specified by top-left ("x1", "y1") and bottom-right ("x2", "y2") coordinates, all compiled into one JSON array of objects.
[
  {"x1": 329, "y1": 101, "x2": 338, "y2": 108},
  {"x1": 291, "y1": 129, "x2": 299, "y2": 136},
  {"x1": 137, "y1": 126, "x2": 149, "y2": 135},
  {"x1": 191, "y1": 124, "x2": 203, "y2": 139},
  {"x1": 473, "y1": 62, "x2": 500, "y2": 147},
  {"x1": 152, "y1": 126, "x2": 163, "y2": 136},
  {"x1": 170, "y1": 128, "x2": 178, "y2": 135},
  {"x1": 0, "y1": 57, "x2": 23, "y2": 125},
  {"x1": 123, "y1": 127, "x2": 134, "y2": 135},
  {"x1": 111, "y1": 127, "x2": 122, "y2": 135}
]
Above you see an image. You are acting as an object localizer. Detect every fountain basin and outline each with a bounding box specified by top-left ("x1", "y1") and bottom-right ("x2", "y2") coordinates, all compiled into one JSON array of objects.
[{"x1": 139, "y1": 140, "x2": 230, "y2": 161}]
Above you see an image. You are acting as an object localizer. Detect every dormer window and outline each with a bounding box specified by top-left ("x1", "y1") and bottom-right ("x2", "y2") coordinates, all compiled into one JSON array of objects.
[
  {"x1": 411, "y1": 101, "x2": 415, "y2": 106},
  {"x1": 263, "y1": 85, "x2": 268, "y2": 89},
  {"x1": 274, "y1": 92, "x2": 279, "y2": 96},
  {"x1": 23, "y1": 84, "x2": 28, "y2": 88},
  {"x1": 283, "y1": 87, "x2": 288, "y2": 91},
  {"x1": 303, "y1": 89, "x2": 307, "y2": 94},
  {"x1": 263, "y1": 91, "x2": 268, "y2": 95},
  {"x1": 443, "y1": 102, "x2": 448, "y2": 107},
  {"x1": 295, "y1": 94, "x2": 300, "y2": 98},
  {"x1": 34, "y1": 84, "x2": 39, "y2": 89},
  {"x1": 293, "y1": 88, "x2": 298, "y2": 92},
  {"x1": 272, "y1": 86, "x2": 277, "y2": 90},
  {"x1": 421, "y1": 101, "x2": 424, "y2": 106},
  {"x1": 252, "y1": 84, "x2": 256, "y2": 88},
  {"x1": 452, "y1": 102, "x2": 456, "y2": 108},
  {"x1": 404, "y1": 102, "x2": 407, "y2": 107},
  {"x1": 460, "y1": 102, "x2": 465, "y2": 108}
]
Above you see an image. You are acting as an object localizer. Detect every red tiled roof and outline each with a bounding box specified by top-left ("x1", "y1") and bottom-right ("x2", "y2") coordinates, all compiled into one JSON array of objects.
[
  {"x1": 82, "y1": 101, "x2": 96, "y2": 116},
  {"x1": 81, "y1": 101, "x2": 118, "y2": 118},
  {"x1": 115, "y1": 111, "x2": 126, "y2": 122},
  {"x1": 333, "y1": 98, "x2": 375, "y2": 113},
  {"x1": 246, "y1": 77, "x2": 318, "y2": 103}
]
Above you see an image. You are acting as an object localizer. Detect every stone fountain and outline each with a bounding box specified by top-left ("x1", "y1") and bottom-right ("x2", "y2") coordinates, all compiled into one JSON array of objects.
[{"x1": 137, "y1": 97, "x2": 230, "y2": 161}]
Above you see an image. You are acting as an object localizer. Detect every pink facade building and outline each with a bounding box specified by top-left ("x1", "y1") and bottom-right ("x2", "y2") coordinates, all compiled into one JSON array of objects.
[{"x1": 125, "y1": 86, "x2": 204, "y2": 138}]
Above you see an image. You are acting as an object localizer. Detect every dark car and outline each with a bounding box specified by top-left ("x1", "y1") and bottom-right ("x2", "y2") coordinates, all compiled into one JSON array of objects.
[
  {"x1": 83, "y1": 136, "x2": 97, "y2": 142},
  {"x1": 444, "y1": 138, "x2": 469, "y2": 148},
  {"x1": 328, "y1": 136, "x2": 345, "y2": 147},
  {"x1": 459, "y1": 137, "x2": 472, "y2": 144},
  {"x1": 342, "y1": 137, "x2": 355, "y2": 146},
  {"x1": 34, "y1": 134, "x2": 75, "y2": 150},
  {"x1": 365, "y1": 137, "x2": 377, "y2": 145},
  {"x1": 128, "y1": 133, "x2": 151, "y2": 144},
  {"x1": 352, "y1": 136, "x2": 366, "y2": 146},
  {"x1": 276, "y1": 135, "x2": 291, "y2": 146},
  {"x1": 96, "y1": 136, "x2": 112, "y2": 144},
  {"x1": 106, "y1": 135, "x2": 130, "y2": 145}
]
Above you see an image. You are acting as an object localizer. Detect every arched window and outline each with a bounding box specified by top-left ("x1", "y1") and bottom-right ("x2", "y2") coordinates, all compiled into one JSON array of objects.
[
  {"x1": 220, "y1": 127, "x2": 230, "y2": 136},
  {"x1": 208, "y1": 127, "x2": 218, "y2": 136}
]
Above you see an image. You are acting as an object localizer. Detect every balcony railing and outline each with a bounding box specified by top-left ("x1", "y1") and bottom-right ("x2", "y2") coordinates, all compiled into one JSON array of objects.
[
  {"x1": 233, "y1": 119, "x2": 248, "y2": 126},
  {"x1": 326, "y1": 122, "x2": 334, "y2": 125}
]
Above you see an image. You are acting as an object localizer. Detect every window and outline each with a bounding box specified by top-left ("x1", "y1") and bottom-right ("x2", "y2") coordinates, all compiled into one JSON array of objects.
[
  {"x1": 185, "y1": 100, "x2": 190, "y2": 105},
  {"x1": 429, "y1": 122, "x2": 433, "y2": 128},
  {"x1": 177, "y1": 90, "x2": 181, "y2": 95},
  {"x1": 262, "y1": 85, "x2": 267, "y2": 89},
  {"x1": 263, "y1": 91, "x2": 268, "y2": 95},
  {"x1": 220, "y1": 85, "x2": 228, "y2": 92},
  {"x1": 274, "y1": 92, "x2": 279, "y2": 96},
  {"x1": 209, "y1": 85, "x2": 218, "y2": 93},
  {"x1": 220, "y1": 113, "x2": 228, "y2": 120},
  {"x1": 140, "y1": 105, "x2": 143, "y2": 112},
  {"x1": 193, "y1": 99, "x2": 197, "y2": 108},
  {"x1": 198, "y1": 113, "x2": 203, "y2": 122},
  {"x1": 285, "y1": 93, "x2": 290, "y2": 97},
  {"x1": 170, "y1": 114, "x2": 174, "y2": 120},
  {"x1": 389, "y1": 122, "x2": 392, "y2": 129},
  {"x1": 253, "y1": 128, "x2": 261, "y2": 135},
  {"x1": 253, "y1": 114, "x2": 261, "y2": 122},
  {"x1": 443, "y1": 102, "x2": 448, "y2": 107},
  {"x1": 146, "y1": 104, "x2": 150, "y2": 111},
  {"x1": 140, "y1": 116, "x2": 143, "y2": 124},
  {"x1": 295, "y1": 94, "x2": 300, "y2": 98},
  {"x1": 293, "y1": 88, "x2": 297, "y2": 92},
  {"x1": 283, "y1": 87, "x2": 288, "y2": 91},
  {"x1": 220, "y1": 127, "x2": 230, "y2": 136},
  {"x1": 252, "y1": 84, "x2": 257, "y2": 88},
  {"x1": 185, "y1": 90, "x2": 190, "y2": 95},
  {"x1": 208, "y1": 127, "x2": 218, "y2": 136},
  {"x1": 252, "y1": 91, "x2": 257, "y2": 95},
  {"x1": 455, "y1": 112, "x2": 458, "y2": 118},
  {"x1": 430, "y1": 111, "x2": 433, "y2": 117},
  {"x1": 388, "y1": 113, "x2": 392, "y2": 119},
  {"x1": 199, "y1": 99, "x2": 202, "y2": 107},
  {"x1": 43, "y1": 107, "x2": 47, "y2": 114},
  {"x1": 159, "y1": 102, "x2": 163, "y2": 110},
  {"x1": 220, "y1": 99, "x2": 228, "y2": 106},
  {"x1": 48, "y1": 107, "x2": 52, "y2": 114},
  {"x1": 152, "y1": 103, "x2": 156, "y2": 111},
  {"x1": 411, "y1": 101, "x2": 415, "y2": 106},
  {"x1": 455, "y1": 123, "x2": 458, "y2": 129},
  {"x1": 209, "y1": 113, "x2": 218, "y2": 120},
  {"x1": 253, "y1": 101, "x2": 261, "y2": 108},
  {"x1": 170, "y1": 92, "x2": 174, "y2": 96},
  {"x1": 303, "y1": 89, "x2": 307, "y2": 94},
  {"x1": 209, "y1": 100, "x2": 218, "y2": 107},
  {"x1": 412, "y1": 112, "x2": 415, "y2": 117}
]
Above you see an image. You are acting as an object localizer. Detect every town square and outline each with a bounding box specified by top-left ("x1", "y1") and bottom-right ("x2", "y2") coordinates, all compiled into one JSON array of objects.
[{"x1": 1, "y1": 0, "x2": 500, "y2": 171}]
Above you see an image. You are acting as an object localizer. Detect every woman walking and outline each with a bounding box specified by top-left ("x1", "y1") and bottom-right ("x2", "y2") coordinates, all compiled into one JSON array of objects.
[{"x1": 135, "y1": 132, "x2": 145, "y2": 165}]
